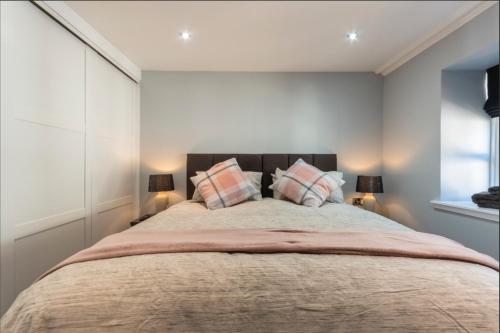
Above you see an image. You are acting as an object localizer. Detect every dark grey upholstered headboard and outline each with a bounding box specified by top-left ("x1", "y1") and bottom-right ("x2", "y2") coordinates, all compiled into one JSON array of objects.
[{"x1": 186, "y1": 154, "x2": 337, "y2": 199}]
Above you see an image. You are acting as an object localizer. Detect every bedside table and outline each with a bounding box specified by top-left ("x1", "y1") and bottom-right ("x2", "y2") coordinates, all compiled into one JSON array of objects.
[{"x1": 130, "y1": 213, "x2": 156, "y2": 227}]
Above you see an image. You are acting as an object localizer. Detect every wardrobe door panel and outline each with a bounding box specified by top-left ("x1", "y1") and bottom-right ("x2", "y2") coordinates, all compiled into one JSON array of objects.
[
  {"x1": 4, "y1": 1, "x2": 86, "y2": 231},
  {"x1": 14, "y1": 219, "x2": 85, "y2": 294},
  {"x1": 4, "y1": 1, "x2": 85, "y2": 132},
  {"x1": 89, "y1": 55, "x2": 133, "y2": 142},
  {"x1": 1, "y1": 1, "x2": 86, "y2": 314},
  {"x1": 92, "y1": 204, "x2": 133, "y2": 244},
  {"x1": 8, "y1": 121, "x2": 85, "y2": 230},
  {"x1": 94, "y1": 137, "x2": 134, "y2": 204},
  {"x1": 86, "y1": 48, "x2": 137, "y2": 243}
]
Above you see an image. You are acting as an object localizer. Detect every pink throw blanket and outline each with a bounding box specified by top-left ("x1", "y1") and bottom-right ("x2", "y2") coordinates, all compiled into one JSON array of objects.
[{"x1": 39, "y1": 229, "x2": 499, "y2": 280}]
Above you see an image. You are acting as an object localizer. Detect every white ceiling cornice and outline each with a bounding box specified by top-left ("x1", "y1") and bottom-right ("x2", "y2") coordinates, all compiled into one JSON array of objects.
[{"x1": 375, "y1": 1, "x2": 498, "y2": 76}]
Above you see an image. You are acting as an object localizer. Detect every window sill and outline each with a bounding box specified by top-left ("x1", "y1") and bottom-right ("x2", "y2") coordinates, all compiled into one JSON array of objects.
[{"x1": 430, "y1": 200, "x2": 499, "y2": 222}]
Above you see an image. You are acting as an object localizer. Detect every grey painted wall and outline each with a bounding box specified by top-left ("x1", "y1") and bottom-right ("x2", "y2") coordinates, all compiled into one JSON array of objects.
[
  {"x1": 382, "y1": 5, "x2": 499, "y2": 259},
  {"x1": 441, "y1": 70, "x2": 491, "y2": 201},
  {"x1": 140, "y1": 72, "x2": 383, "y2": 214},
  {"x1": 140, "y1": 5, "x2": 499, "y2": 259}
]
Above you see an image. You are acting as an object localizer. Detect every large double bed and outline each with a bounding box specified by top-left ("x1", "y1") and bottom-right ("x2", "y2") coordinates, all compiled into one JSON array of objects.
[{"x1": 1, "y1": 154, "x2": 498, "y2": 332}]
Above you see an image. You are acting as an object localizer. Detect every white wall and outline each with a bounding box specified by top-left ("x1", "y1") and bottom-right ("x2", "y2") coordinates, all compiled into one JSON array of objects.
[
  {"x1": 382, "y1": 4, "x2": 499, "y2": 259},
  {"x1": 441, "y1": 70, "x2": 491, "y2": 201},
  {"x1": 140, "y1": 72, "x2": 383, "y2": 214}
]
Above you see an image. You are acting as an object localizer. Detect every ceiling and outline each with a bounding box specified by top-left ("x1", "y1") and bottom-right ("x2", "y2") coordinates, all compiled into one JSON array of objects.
[{"x1": 66, "y1": 1, "x2": 487, "y2": 72}]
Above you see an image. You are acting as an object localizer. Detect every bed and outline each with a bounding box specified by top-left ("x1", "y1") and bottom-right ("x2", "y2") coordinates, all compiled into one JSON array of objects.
[{"x1": 1, "y1": 154, "x2": 498, "y2": 332}]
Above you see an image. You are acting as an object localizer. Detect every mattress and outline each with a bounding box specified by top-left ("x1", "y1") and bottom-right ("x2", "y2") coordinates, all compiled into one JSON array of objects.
[{"x1": 1, "y1": 199, "x2": 498, "y2": 332}]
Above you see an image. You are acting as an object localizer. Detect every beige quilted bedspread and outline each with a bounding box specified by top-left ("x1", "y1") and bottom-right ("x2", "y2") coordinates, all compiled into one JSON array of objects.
[{"x1": 2, "y1": 199, "x2": 499, "y2": 332}]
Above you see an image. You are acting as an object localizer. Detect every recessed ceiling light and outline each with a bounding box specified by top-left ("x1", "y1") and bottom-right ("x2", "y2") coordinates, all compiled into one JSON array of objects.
[
  {"x1": 179, "y1": 31, "x2": 192, "y2": 41},
  {"x1": 346, "y1": 32, "x2": 358, "y2": 42}
]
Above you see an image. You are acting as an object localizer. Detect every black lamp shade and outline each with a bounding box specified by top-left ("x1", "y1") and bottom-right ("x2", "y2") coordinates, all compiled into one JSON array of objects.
[
  {"x1": 148, "y1": 174, "x2": 174, "y2": 192},
  {"x1": 356, "y1": 176, "x2": 383, "y2": 193},
  {"x1": 484, "y1": 65, "x2": 499, "y2": 118}
]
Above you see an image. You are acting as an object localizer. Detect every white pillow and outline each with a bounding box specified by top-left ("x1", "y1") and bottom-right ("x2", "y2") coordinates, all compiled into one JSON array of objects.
[
  {"x1": 192, "y1": 171, "x2": 263, "y2": 201},
  {"x1": 270, "y1": 168, "x2": 286, "y2": 200},
  {"x1": 326, "y1": 171, "x2": 346, "y2": 203},
  {"x1": 271, "y1": 168, "x2": 345, "y2": 203}
]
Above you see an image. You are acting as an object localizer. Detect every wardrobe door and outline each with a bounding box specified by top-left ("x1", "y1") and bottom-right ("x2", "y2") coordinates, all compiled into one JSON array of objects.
[
  {"x1": 86, "y1": 48, "x2": 138, "y2": 244},
  {"x1": 1, "y1": 1, "x2": 86, "y2": 313}
]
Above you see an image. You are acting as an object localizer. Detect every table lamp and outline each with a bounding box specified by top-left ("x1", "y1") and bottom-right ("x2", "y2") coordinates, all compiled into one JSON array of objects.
[
  {"x1": 149, "y1": 174, "x2": 175, "y2": 211},
  {"x1": 355, "y1": 175, "x2": 383, "y2": 211}
]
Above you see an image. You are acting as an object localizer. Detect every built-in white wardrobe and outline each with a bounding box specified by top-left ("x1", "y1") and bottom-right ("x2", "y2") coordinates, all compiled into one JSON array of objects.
[{"x1": 0, "y1": 1, "x2": 140, "y2": 314}]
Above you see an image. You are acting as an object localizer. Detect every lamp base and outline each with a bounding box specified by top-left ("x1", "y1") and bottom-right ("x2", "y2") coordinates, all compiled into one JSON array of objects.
[
  {"x1": 363, "y1": 193, "x2": 376, "y2": 211},
  {"x1": 154, "y1": 193, "x2": 170, "y2": 213}
]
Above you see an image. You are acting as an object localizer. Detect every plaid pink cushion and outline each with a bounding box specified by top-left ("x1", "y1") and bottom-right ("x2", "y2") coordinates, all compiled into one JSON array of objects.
[
  {"x1": 190, "y1": 158, "x2": 260, "y2": 210},
  {"x1": 273, "y1": 159, "x2": 338, "y2": 207}
]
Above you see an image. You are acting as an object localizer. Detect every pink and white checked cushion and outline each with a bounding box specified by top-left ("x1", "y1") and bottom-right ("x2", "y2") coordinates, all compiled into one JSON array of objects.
[
  {"x1": 271, "y1": 168, "x2": 345, "y2": 203},
  {"x1": 271, "y1": 159, "x2": 339, "y2": 207},
  {"x1": 190, "y1": 158, "x2": 260, "y2": 210}
]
